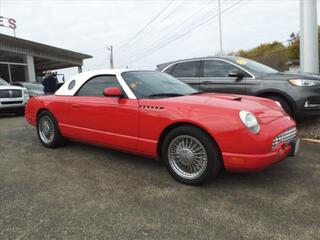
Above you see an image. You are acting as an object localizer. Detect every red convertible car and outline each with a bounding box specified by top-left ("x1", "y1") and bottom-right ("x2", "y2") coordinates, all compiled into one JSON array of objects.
[{"x1": 25, "y1": 70, "x2": 300, "y2": 185}]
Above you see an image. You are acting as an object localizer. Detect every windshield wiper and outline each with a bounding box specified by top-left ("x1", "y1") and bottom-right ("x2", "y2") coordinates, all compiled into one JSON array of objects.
[{"x1": 148, "y1": 93, "x2": 185, "y2": 99}]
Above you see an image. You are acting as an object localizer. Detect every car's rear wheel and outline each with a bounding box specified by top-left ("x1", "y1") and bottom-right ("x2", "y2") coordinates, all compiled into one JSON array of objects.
[
  {"x1": 161, "y1": 126, "x2": 222, "y2": 185},
  {"x1": 37, "y1": 111, "x2": 65, "y2": 148},
  {"x1": 265, "y1": 95, "x2": 293, "y2": 117}
]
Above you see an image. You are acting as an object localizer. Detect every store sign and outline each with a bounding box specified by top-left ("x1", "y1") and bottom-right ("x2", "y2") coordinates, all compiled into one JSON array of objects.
[{"x1": 0, "y1": 16, "x2": 17, "y2": 30}]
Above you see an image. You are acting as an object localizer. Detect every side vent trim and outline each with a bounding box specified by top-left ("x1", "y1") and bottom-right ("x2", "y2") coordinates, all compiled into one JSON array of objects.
[{"x1": 139, "y1": 105, "x2": 165, "y2": 110}]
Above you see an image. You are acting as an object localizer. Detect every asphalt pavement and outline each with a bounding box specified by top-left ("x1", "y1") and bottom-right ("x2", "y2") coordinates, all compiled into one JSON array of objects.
[{"x1": 0, "y1": 116, "x2": 319, "y2": 240}]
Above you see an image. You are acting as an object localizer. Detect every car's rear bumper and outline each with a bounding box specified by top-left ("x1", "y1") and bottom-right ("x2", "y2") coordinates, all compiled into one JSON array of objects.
[{"x1": 222, "y1": 140, "x2": 297, "y2": 172}]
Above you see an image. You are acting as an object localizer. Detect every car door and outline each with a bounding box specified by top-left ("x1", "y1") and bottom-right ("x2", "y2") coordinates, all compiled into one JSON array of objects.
[
  {"x1": 199, "y1": 60, "x2": 251, "y2": 94},
  {"x1": 64, "y1": 75, "x2": 139, "y2": 152},
  {"x1": 165, "y1": 61, "x2": 201, "y2": 88}
]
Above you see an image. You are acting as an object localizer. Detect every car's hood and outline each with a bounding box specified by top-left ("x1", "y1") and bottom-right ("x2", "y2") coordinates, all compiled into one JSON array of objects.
[
  {"x1": 0, "y1": 85, "x2": 23, "y2": 90},
  {"x1": 261, "y1": 72, "x2": 320, "y2": 81},
  {"x1": 28, "y1": 90, "x2": 44, "y2": 95},
  {"x1": 156, "y1": 93, "x2": 286, "y2": 124}
]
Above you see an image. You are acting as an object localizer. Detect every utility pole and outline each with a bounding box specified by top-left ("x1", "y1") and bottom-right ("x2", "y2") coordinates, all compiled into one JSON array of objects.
[
  {"x1": 300, "y1": 0, "x2": 319, "y2": 74},
  {"x1": 107, "y1": 45, "x2": 114, "y2": 69},
  {"x1": 218, "y1": 0, "x2": 223, "y2": 56}
]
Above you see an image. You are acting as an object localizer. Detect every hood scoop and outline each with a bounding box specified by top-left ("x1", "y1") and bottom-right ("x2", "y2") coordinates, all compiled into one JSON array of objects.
[
  {"x1": 211, "y1": 94, "x2": 243, "y2": 102},
  {"x1": 232, "y1": 97, "x2": 242, "y2": 101}
]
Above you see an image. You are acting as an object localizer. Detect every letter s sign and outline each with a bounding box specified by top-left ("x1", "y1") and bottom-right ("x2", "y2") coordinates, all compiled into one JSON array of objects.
[{"x1": 8, "y1": 18, "x2": 16, "y2": 29}]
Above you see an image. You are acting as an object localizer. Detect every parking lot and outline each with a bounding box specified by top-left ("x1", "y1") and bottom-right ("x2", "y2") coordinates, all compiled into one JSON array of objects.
[{"x1": 0, "y1": 116, "x2": 319, "y2": 240}]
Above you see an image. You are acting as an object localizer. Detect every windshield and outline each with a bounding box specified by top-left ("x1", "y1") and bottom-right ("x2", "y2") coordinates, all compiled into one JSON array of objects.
[
  {"x1": 22, "y1": 83, "x2": 44, "y2": 91},
  {"x1": 0, "y1": 78, "x2": 9, "y2": 86},
  {"x1": 122, "y1": 71, "x2": 199, "y2": 99},
  {"x1": 234, "y1": 57, "x2": 278, "y2": 74}
]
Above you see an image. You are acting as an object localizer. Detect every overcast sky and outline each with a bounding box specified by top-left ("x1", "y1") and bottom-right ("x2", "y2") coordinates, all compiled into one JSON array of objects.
[{"x1": 0, "y1": 0, "x2": 320, "y2": 78}]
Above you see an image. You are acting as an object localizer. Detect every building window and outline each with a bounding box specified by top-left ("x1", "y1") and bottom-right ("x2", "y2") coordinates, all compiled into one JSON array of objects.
[{"x1": 0, "y1": 50, "x2": 26, "y2": 64}]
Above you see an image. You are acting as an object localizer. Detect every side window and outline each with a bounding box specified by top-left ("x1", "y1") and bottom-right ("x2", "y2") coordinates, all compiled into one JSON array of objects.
[
  {"x1": 164, "y1": 64, "x2": 176, "y2": 75},
  {"x1": 203, "y1": 60, "x2": 249, "y2": 78},
  {"x1": 171, "y1": 61, "x2": 200, "y2": 77},
  {"x1": 77, "y1": 75, "x2": 121, "y2": 96}
]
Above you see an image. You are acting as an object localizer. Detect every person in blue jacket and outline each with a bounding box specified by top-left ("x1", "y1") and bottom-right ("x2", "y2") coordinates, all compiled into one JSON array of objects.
[{"x1": 42, "y1": 70, "x2": 57, "y2": 94}]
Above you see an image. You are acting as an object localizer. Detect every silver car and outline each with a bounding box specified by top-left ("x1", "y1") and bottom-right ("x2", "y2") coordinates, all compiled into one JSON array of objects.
[{"x1": 12, "y1": 82, "x2": 44, "y2": 97}]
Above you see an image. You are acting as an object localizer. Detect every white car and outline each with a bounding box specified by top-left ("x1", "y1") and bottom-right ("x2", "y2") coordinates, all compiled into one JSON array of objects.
[{"x1": 0, "y1": 78, "x2": 29, "y2": 115}]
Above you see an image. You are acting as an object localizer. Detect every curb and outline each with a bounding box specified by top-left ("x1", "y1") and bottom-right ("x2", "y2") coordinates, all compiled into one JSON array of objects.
[{"x1": 302, "y1": 138, "x2": 320, "y2": 144}]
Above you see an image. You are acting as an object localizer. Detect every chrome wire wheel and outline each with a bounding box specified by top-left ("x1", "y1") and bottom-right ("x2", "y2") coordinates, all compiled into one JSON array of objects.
[
  {"x1": 168, "y1": 135, "x2": 208, "y2": 180},
  {"x1": 38, "y1": 116, "x2": 55, "y2": 144}
]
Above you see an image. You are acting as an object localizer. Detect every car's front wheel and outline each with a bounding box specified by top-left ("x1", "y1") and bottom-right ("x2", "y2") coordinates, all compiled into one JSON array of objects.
[
  {"x1": 37, "y1": 111, "x2": 65, "y2": 148},
  {"x1": 161, "y1": 126, "x2": 222, "y2": 185}
]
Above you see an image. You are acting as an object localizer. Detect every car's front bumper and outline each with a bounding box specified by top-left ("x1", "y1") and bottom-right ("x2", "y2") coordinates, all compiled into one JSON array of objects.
[
  {"x1": 295, "y1": 107, "x2": 320, "y2": 118},
  {"x1": 0, "y1": 96, "x2": 29, "y2": 110},
  {"x1": 290, "y1": 86, "x2": 320, "y2": 118},
  {"x1": 222, "y1": 138, "x2": 299, "y2": 172}
]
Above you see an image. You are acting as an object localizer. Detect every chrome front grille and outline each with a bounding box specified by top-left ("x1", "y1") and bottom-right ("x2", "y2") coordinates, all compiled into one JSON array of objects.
[
  {"x1": 272, "y1": 127, "x2": 297, "y2": 151},
  {"x1": 0, "y1": 89, "x2": 22, "y2": 98}
]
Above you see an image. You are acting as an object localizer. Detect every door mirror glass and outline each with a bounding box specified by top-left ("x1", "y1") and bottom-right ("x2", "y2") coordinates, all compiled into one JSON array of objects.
[
  {"x1": 228, "y1": 69, "x2": 245, "y2": 79},
  {"x1": 103, "y1": 87, "x2": 122, "y2": 97}
]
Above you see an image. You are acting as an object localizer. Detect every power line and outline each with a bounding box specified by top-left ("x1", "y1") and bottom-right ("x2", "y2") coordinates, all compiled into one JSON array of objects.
[
  {"x1": 123, "y1": 0, "x2": 221, "y2": 64},
  {"x1": 117, "y1": 0, "x2": 188, "y2": 56},
  {"x1": 117, "y1": 0, "x2": 175, "y2": 50},
  {"x1": 140, "y1": 0, "x2": 214, "y2": 48},
  {"x1": 126, "y1": 0, "x2": 234, "y2": 63},
  {"x1": 218, "y1": 0, "x2": 223, "y2": 56},
  {"x1": 116, "y1": 0, "x2": 209, "y2": 61},
  {"x1": 128, "y1": 0, "x2": 246, "y2": 65}
]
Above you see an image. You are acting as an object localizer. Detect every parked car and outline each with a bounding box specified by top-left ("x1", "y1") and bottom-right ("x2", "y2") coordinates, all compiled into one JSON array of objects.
[
  {"x1": 0, "y1": 78, "x2": 29, "y2": 115},
  {"x1": 12, "y1": 82, "x2": 44, "y2": 97},
  {"x1": 25, "y1": 70, "x2": 299, "y2": 185},
  {"x1": 157, "y1": 56, "x2": 320, "y2": 119}
]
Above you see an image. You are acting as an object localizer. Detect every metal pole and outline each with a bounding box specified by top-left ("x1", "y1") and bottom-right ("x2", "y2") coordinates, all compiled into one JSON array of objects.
[
  {"x1": 218, "y1": 0, "x2": 223, "y2": 56},
  {"x1": 300, "y1": 0, "x2": 319, "y2": 73},
  {"x1": 110, "y1": 45, "x2": 114, "y2": 69},
  {"x1": 107, "y1": 45, "x2": 114, "y2": 69},
  {"x1": 8, "y1": 64, "x2": 12, "y2": 84}
]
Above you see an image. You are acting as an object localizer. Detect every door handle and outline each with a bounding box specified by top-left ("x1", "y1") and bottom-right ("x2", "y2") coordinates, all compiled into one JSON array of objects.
[{"x1": 72, "y1": 104, "x2": 80, "y2": 108}]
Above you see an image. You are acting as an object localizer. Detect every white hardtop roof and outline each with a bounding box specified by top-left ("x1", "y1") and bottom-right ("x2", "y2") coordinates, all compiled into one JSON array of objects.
[
  {"x1": 69, "y1": 69, "x2": 134, "y2": 81},
  {"x1": 55, "y1": 69, "x2": 148, "y2": 97}
]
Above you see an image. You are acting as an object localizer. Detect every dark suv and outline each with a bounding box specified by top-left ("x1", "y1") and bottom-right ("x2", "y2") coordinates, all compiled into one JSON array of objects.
[{"x1": 157, "y1": 56, "x2": 320, "y2": 119}]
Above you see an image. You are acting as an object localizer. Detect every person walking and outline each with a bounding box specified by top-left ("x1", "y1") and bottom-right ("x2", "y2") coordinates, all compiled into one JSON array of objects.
[{"x1": 42, "y1": 70, "x2": 57, "y2": 94}]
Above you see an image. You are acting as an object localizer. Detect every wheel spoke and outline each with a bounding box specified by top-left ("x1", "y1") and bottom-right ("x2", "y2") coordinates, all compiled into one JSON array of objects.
[
  {"x1": 39, "y1": 116, "x2": 55, "y2": 144},
  {"x1": 168, "y1": 135, "x2": 208, "y2": 180}
]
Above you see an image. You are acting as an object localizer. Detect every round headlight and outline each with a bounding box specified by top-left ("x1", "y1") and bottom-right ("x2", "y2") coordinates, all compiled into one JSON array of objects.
[{"x1": 239, "y1": 111, "x2": 260, "y2": 134}]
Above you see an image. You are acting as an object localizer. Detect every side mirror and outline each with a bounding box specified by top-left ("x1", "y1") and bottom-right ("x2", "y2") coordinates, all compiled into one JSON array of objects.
[
  {"x1": 228, "y1": 69, "x2": 245, "y2": 79},
  {"x1": 103, "y1": 87, "x2": 122, "y2": 97}
]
